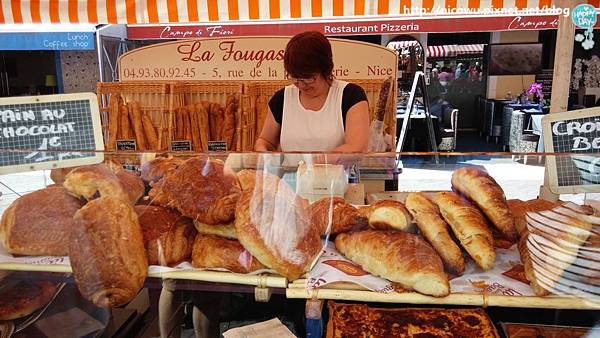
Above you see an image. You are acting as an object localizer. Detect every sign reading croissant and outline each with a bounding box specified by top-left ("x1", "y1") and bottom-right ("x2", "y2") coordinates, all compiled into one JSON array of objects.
[
  {"x1": 542, "y1": 107, "x2": 600, "y2": 194},
  {"x1": 0, "y1": 93, "x2": 104, "y2": 174},
  {"x1": 118, "y1": 37, "x2": 397, "y2": 81}
]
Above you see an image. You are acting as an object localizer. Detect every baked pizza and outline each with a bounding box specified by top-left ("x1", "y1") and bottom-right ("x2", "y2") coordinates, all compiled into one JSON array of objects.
[
  {"x1": 0, "y1": 279, "x2": 59, "y2": 320},
  {"x1": 326, "y1": 302, "x2": 500, "y2": 338}
]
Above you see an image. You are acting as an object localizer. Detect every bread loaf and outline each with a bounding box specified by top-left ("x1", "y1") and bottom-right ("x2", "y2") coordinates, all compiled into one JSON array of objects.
[
  {"x1": 517, "y1": 234, "x2": 550, "y2": 296},
  {"x1": 451, "y1": 167, "x2": 517, "y2": 241},
  {"x1": 335, "y1": 230, "x2": 449, "y2": 297},
  {"x1": 361, "y1": 200, "x2": 414, "y2": 232},
  {"x1": 192, "y1": 234, "x2": 266, "y2": 273},
  {"x1": 135, "y1": 205, "x2": 196, "y2": 266},
  {"x1": 0, "y1": 186, "x2": 83, "y2": 256},
  {"x1": 405, "y1": 192, "x2": 465, "y2": 275},
  {"x1": 63, "y1": 164, "x2": 143, "y2": 204},
  {"x1": 234, "y1": 170, "x2": 320, "y2": 280},
  {"x1": 70, "y1": 196, "x2": 148, "y2": 307},
  {"x1": 433, "y1": 191, "x2": 495, "y2": 271},
  {"x1": 310, "y1": 197, "x2": 368, "y2": 235}
]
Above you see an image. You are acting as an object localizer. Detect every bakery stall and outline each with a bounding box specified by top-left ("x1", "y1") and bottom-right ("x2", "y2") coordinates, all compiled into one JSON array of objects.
[{"x1": 1, "y1": 1, "x2": 600, "y2": 338}]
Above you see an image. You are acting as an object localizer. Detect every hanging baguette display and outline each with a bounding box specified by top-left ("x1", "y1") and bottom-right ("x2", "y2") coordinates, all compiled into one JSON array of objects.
[
  {"x1": 129, "y1": 101, "x2": 147, "y2": 150},
  {"x1": 142, "y1": 112, "x2": 158, "y2": 150},
  {"x1": 119, "y1": 103, "x2": 133, "y2": 140}
]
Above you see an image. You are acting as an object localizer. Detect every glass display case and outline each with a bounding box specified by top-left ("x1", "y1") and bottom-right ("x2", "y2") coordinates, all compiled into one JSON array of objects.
[{"x1": 0, "y1": 150, "x2": 598, "y2": 338}]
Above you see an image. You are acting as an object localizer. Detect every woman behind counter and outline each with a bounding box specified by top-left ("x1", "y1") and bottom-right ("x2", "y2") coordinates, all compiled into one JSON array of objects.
[{"x1": 254, "y1": 31, "x2": 370, "y2": 154}]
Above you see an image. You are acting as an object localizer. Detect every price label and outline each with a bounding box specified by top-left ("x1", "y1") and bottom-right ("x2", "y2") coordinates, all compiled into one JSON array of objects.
[
  {"x1": 208, "y1": 141, "x2": 227, "y2": 152},
  {"x1": 171, "y1": 140, "x2": 192, "y2": 151},
  {"x1": 116, "y1": 140, "x2": 137, "y2": 151}
]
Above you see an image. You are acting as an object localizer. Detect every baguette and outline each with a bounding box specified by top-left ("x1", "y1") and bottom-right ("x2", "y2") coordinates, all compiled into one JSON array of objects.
[
  {"x1": 433, "y1": 191, "x2": 495, "y2": 271},
  {"x1": 335, "y1": 230, "x2": 449, "y2": 297},
  {"x1": 223, "y1": 100, "x2": 237, "y2": 151},
  {"x1": 120, "y1": 103, "x2": 133, "y2": 139},
  {"x1": 183, "y1": 107, "x2": 192, "y2": 142},
  {"x1": 130, "y1": 101, "x2": 147, "y2": 150},
  {"x1": 196, "y1": 103, "x2": 210, "y2": 151},
  {"x1": 142, "y1": 113, "x2": 158, "y2": 150},
  {"x1": 107, "y1": 95, "x2": 121, "y2": 150},
  {"x1": 188, "y1": 105, "x2": 202, "y2": 151},
  {"x1": 405, "y1": 192, "x2": 465, "y2": 275},
  {"x1": 209, "y1": 103, "x2": 225, "y2": 140},
  {"x1": 451, "y1": 167, "x2": 517, "y2": 241}
]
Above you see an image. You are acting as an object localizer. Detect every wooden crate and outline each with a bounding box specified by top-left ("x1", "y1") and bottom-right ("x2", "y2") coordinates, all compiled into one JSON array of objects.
[
  {"x1": 96, "y1": 81, "x2": 171, "y2": 150},
  {"x1": 170, "y1": 81, "x2": 244, "y2": 151}
]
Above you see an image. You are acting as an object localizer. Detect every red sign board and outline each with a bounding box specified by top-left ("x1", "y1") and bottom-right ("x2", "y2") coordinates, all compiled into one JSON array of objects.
[{"x1": 128, "y1": 15, "x2": 600, "y2": 40}]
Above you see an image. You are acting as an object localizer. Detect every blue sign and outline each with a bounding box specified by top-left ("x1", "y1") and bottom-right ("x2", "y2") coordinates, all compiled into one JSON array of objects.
[
  {"x1": 0, "y1": 32, "x2": 94, "y2": 51},
  {"x1": 572, "y1": 4, "x2": 597, "y2": 29}
]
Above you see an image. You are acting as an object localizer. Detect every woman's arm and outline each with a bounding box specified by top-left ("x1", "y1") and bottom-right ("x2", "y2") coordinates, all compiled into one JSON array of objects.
[
  {"x1": 331, "y1": 100, "x2": 370, "y2": 153},
  {"x1": 254, "y1": 108, "x2": 281, "y2": 151}
]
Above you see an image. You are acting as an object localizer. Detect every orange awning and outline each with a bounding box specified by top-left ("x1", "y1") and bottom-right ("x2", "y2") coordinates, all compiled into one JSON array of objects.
[{"x1": 0, "y1": 0, "x2": 597, "y2": 24}]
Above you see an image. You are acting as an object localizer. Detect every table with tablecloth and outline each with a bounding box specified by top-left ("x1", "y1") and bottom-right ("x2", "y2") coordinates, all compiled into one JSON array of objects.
[{"x1": 531, "y1": 114, "x2": 544, "y2": 152}]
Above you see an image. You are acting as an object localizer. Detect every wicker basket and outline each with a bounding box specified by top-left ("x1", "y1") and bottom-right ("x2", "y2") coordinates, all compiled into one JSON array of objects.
[
  {"x1": 170, "y1": 81, "x2": 244, "y2": 151},
  {"x1": 96, "y1": 81, "x2": 171, "y2": 150}
]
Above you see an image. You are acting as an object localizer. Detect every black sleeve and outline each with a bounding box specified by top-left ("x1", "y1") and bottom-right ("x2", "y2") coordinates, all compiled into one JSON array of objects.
[
  {"x1": 341, "y1": 83, "x2": 368, "y2": 127},
  {"x1": 268, "y1": 88, "x2": 285, "y2": 125}
]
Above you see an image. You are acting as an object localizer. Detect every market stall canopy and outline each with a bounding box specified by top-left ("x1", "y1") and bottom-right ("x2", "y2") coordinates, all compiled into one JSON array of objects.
[
  {"x1": 426, "y1": 44, "x2": 485, "y2": 58},
  {"x1": 387, "y1": 40, "x2": 420, "y2": 50},
  {"x1": 0, "y1": 0, "x2": 598, "y2": 24}
]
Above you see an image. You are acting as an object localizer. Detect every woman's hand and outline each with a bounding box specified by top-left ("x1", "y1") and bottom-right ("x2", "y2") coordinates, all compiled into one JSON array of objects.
[{"x1": 254, "y1": 108, "x2": 281, "y2": 151}]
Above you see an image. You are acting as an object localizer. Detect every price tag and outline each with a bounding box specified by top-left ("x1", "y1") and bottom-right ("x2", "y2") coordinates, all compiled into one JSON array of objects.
[
  {"x1": 208, "y1": 141, "x2": 227, "y2": 152},
  {"x1": 116, "y1": 140, "x2": 136, "y2": 151},
  {"x1": 0, "y1": 93, "x2": 104, "y2": 174},
  {"x1": 171, "y1": 140, "x2": 192, "y2": 151}
]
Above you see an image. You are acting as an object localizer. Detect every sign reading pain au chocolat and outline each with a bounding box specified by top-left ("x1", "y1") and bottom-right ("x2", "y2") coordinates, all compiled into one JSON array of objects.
[{"x1": 0, "y1": 93, "x2": 104, "y2": 174}]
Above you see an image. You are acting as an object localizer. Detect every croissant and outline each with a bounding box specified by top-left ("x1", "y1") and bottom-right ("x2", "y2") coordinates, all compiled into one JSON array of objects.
[
  {"x1": 193, "y1": 220, "x2": 237, "y2": 239},
  {"x1": 451, "y1": 167, "x2": 517, "y2": 241},
  {"x1": 361, "y1": 200, "x2": 414, "y2": 232},
  {"x1": 433, "y1": 191, "x2": 495, "y2": 271},
  {"x1": 63, "y1": 164, "x2": 143, "y2": 204},
  {"x1": 405, "y1": 192, "x2": 465, "y2": 275},
  {"x1": 310, "y1": 197, "x2": 368, "y2": 235},
  {"x1": 335, "y1": 230, "x2": 449, "y2": 297}
]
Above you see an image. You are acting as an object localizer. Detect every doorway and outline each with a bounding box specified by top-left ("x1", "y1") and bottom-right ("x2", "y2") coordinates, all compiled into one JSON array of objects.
[{"x1": 0, "y1": 51, "x2": 59, "y2": 97}]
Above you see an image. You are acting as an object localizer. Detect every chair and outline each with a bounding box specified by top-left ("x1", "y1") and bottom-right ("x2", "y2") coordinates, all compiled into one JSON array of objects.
[
  {"x1": 509, "y1": 110, "x2": 539, "y2": 164},
  {"x1": 438, "y1": 108, "x2": 459, "y2": 151},
  {"x1": 478, "y1": 97, "x2": 487, "y2": 136},
  {"x1": 501, "y1": 106, "x2": 514, "y2": 151}
]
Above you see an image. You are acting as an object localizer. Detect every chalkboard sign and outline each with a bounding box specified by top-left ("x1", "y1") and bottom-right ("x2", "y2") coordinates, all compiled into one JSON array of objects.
[
  {"x1": 535, "y1": 69, "x2": 553, "y2": 98},
  {"x1": 542, "y1": 107, "x2": 600, "y2": 193},
  {"x1": 171, "y1": 140, "x2": 192, "y2": 151},
  {"x1": 0, "y1": 93, "x2": 104, "y2": 174}
]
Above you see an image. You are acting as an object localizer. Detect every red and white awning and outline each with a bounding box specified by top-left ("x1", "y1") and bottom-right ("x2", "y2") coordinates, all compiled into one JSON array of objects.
[
  {"x1": 455, "y1": 44, "x2": 485, "y2": 55},
  {"x1": 0, "y1": 0, "x2": 598, "y2": 24},
  {"x1": 387, "y1": 40, "x2": 421, "y2": 50},
  {"x1": 427, "y1": 44, "x2": 485, "y2": 58}
]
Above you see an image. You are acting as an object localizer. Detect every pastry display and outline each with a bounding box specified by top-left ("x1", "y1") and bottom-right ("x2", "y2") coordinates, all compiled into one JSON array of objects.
[
  {"x1": 0, "y1": 279, "x2": 60, "y2": 321},
  {"x1": 405, "y1": 192, "x2": 465, "y2": 275},
  {"x1": 360, "y1": 199, "x2": 414, "y2": 232},
  {"x1": 135, "y1": 205, "x2": 196, "y2": 266},
  {"x1": 451, "y1": 167, "x2": 517, "y2": 242},
  {"x1": 310, "y1": 197, "x2": 367, "y2": 235},
  {"x1": 335, "y1": 230, "x2": 449, "y2": 297},
  {"x1": 433, "y1": 191, "x2": 495, "y2": 271},
  {"x1": 149, "y1": 156, "x2": 241, "y2": 224},
  {"x1": 326, "y1": 302, "x2": 500, "y2": 338},
  {"x1": 0, "y1": 186, "x2": 84, "y2": 256},
  {"x1": 193, "y1": 220, "x2": 237, "y2": 239},
  {"x1": 192, "y1": 234, "x2": 266, "y2": 273},
  {"x1": 235, "y1": 170, "x2": 321, "y2": 280}
]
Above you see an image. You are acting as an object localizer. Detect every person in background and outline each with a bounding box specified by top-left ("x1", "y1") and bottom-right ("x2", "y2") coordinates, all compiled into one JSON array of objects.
[
  {"x1": 455, "y1": 63, "x2": 464, "y2": 80},
  {"x1": 438, "y1": 67, "x2": 452, "y2": 87},
  {"x1": 255, "y1": 31, "x2": 370, "y2": 154}
]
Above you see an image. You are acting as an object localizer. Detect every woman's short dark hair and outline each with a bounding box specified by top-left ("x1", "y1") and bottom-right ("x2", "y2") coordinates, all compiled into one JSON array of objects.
[{"x1": 284, "y1": 31, "x2": 334, "y2": 79}]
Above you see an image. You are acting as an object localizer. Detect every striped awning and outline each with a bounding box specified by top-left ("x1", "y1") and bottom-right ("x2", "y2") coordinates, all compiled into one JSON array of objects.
[
  {"x1": 427, "y1": 45, "x2": 455, "y2": 58},
  {"x1": 0, "y1": 0, "x2": 598, "y2": 24},
  {"x1": 427, "y1": 44, "x2": 485, "y2": 57},
  {"x1": 387, "y1": 40, "x2": 420, "y2": 50}
]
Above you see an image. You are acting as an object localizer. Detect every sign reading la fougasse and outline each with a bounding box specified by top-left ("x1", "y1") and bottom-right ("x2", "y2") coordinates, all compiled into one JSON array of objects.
[
  {"x1": 0, "y1": 93, "x2": 104, "y2": 174},
  {"x1": 118, "y1": 37, "x2": 397, "y2": 81},
  {"x1": 542, "y1": 107, "x2": 600, "y2": 194}
]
